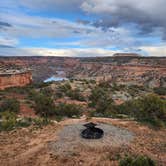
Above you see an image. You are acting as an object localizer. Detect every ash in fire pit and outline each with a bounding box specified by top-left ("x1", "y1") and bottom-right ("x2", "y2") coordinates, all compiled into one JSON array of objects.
[{"x1": 81, "y1": 122, "x2": 104, "y2": 139}]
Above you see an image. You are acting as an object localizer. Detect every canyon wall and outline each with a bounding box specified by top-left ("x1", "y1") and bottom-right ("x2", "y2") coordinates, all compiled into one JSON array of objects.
[
  {"x1": 0, "y1": 56, "x2": 165, "y2": 88},
  {"x1": 73, "y1": 63, "x2": 166, "y2": 88},
  {"x1": 0, "y1": 72, "x2": 32, "y2": 90}
]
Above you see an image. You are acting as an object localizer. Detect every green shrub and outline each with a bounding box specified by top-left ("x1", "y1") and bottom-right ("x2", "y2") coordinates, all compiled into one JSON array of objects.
[
  {"x1": 111, "y1": 83, "x2": 124, "y2": 91},
  {"x1": 55, "y1": 88, "x2": 63, "y2": 98},
  {"x1": 33, "y1": 90, "x2": 82, "y2": 118},
  {"x1": 153, "y1": 87, "x2": 166, "y2": 95},
  {"x1": 55, "y1": 83, "x2": 72, "y2": 98},
  {"x1": 117, "y1": 94, "x2": 166, "y2": 127},
  {"x1": 0, "y1": 111, "x2": 17, "y2": 131},
  {"x1": 0, "y1": 98, "x2": 20, "y2": 114},
  {"x1": 1, "y1": 86, "x2": 29, "y2": 94},
  {"x1": 27, "y1": 89, "x2": 38, "y2": 100},
  {"x1": 33, "y1": 118, "x2": 51, "y2": 127},
  {"x1": 59, "y1": 83, "x2": 72, "y2": 93},
  {"x1": 135, "y1": 94, "x2": 166, "y2": 127},
  {"x1": 89, "y1": 86, "x2": 114, "y2": 114},
  {"x1": 34, "y1": 93, "x2": 55, "y2": 117},
  {"x1": 67, "y1": 88, "x2": 85, "y2": 101},
  {"x1": 119, "y1": 155, "x2": 156, "y2": 166},
  {"x1": 54, "y1": 103, "x2": 82, "y2": 118},
  {"x1": 30, "y1": 82, "x2": 52, "y2": 89},
  {"x1": 116, "y1": 100, "x2": 138, "y2": 117},
  {"x1": 0, "y1": 115, "x2": 52, "y2": 131},
  {"x1": 40, "y1": 87, "x2": 53, "y2": 97},
  {"x1": 57, "y1": 83, "x2": 85, "y2": 101},
  {"x1": 17, "y1": 117, "x2": 33, "y2": 128},
  {"x1": 125, "y1": 85, "x2": 147, "y2": 97},
  {"x1": 98, "y1": 81, "x2": 110, "y2": 89}
]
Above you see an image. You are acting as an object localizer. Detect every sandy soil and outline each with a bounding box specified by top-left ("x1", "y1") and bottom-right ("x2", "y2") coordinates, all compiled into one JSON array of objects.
[{"x1": 0, "y1": 118, "x2": 166, "y2": 166}]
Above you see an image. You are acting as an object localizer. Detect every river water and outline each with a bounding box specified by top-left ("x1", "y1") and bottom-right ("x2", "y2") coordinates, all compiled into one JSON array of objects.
[{"x1": 44, "y1": 76, "x2": 68, "y2": 83}]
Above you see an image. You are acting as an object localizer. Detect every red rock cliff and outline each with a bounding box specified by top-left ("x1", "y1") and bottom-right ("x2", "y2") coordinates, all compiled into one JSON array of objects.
[{"x1": 0, "y1": 72, "x2": 32, "y2": 90}]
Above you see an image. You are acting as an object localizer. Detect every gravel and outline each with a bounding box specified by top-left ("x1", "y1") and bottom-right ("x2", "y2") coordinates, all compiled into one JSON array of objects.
[{"x1": 48, "y1": 122, "x2": 134, "y2": 156}]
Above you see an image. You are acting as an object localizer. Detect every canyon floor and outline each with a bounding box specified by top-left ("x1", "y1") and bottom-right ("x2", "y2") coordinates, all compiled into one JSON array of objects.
[{"x1": 0, "y1": 117, "x2": 166, "y2": 166}]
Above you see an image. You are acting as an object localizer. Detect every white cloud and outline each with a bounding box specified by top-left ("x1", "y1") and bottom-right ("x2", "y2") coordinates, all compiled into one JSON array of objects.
[
  {"x1": 81, "y1": 0, "x2": 166, "y2": 21},
  {"x1": 23, "y1": 47, "x2": 117, "y2": 57},
  {"x1": 0, "y1": 36, "x2": 18, "y2": 46},
  {"x1": 0, "y1": 11, "x2": 137, "y2": 49},
  {"x1": 0, "y1": 12, "x2": 95, "y2": 38},
  {"x1": 1, "y1": 44, "x2": 165, "y2": 57},
  {"x1": 0, "y1": 47, "x2": 116, "y2": 57},
  {"x1": 141, "y1": 45, "x2": 166, "y2": 57},
  {"x1": 81, "y1": 0, "x2": 166, "y2": 38}
]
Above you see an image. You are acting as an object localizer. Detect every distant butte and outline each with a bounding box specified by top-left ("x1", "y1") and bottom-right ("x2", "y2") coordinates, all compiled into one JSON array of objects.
[{"x1": 113, "y1": 53, "x2": 141, "y2": 57}]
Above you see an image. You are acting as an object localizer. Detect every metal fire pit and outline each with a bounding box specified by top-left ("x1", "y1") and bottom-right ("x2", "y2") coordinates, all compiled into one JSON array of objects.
[{"x1": 81, "y1": 122, "x2": 104, "y2": 139}]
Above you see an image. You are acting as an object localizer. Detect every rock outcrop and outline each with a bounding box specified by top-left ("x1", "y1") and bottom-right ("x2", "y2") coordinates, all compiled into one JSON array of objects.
[{"x1": 0, "y1": 71, "x2": 32, "y2": 90}]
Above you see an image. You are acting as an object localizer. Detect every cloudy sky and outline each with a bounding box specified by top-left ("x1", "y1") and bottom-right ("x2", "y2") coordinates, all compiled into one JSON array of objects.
[{"x1": 0, "y1": 0, "x2": 166, "y2": 57}]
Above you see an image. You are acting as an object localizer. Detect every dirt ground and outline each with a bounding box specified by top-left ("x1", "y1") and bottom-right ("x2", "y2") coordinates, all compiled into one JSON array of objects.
[{"x1": 0, "y1": 118, "x2": 166, "y2": 166}]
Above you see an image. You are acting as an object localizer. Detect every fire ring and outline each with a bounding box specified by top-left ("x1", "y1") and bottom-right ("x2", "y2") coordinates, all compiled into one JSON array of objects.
[{"x1": 81, "y1": 122, "x2": 104, "y2": 139}]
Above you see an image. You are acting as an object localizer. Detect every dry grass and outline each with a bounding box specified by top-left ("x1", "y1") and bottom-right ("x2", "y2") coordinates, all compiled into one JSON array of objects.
[{"x1": 0, "y1": 118, "x2": 165, "y2": 166}]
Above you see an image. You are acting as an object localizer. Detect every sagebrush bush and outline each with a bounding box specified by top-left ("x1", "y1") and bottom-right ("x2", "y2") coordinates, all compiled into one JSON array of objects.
[
  {"x1": 89, "y1": 86, "x2": 114, "y2": 114},
  {"x1": 67, "y1": 88, "x2": 85, "y2": 101},
  {"x1": 117, "y1": 94, "x2": 166, "y2": 127},
  {"x1": 0, "y1": 111, "x2": 17, "y2": 131},
  {"x1": 59, "y1": 83, "x2": 72, "y2": 93},
  {"x1": 33, "y1": 91, "x2": 82, "y2": 119},
  {"x1": 34, "y1": 93, "x2": 55, "y2": 117},
  {"x1": 40, "y1": 87, "x2": 53, "y2": 97},
  {"x1": 119, "y1": 155, "x2": 156, "y2": 166},
  {"x1": 54, "y1": 103, "x2": 82, "y2": 118},
  {"x1": 33, "y1": 118, "x2": 51, "y2": 127},
  {"x1": 0, "y1": 98, "x2": 20, "y2": 114},
  {"x1": 54, "y1": 83, "x2": 72, "y2": 98}
]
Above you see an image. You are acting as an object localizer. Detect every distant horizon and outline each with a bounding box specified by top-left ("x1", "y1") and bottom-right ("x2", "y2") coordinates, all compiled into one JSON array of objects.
[{"x1": 1, "y1": 54, "x2": 166, "y2": 58}]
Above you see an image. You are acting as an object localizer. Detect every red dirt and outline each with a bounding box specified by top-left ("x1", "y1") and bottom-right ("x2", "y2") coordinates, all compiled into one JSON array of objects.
[
  {"x1": 55, "y1": 98, "x2": 88, "y2": 106},
  {"x1": 19, "y1": 104, "x2": 37, "y2": 118}
]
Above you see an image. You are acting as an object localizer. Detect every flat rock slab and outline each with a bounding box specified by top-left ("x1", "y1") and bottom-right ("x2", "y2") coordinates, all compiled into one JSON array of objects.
[{"x1": 48, "y1": 123, "x2": 134, "y2": 156}]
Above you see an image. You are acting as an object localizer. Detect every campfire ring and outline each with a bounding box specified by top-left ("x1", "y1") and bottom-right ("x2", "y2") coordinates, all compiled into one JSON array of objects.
[{"x1": 81, "y1": 122, "x2": 104, "y2": 139}]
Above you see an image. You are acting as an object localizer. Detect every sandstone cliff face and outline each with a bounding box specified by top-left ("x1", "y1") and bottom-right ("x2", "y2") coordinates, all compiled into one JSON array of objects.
[{"x1": 0, "y1": 72, "x2": 32, "y2": 90}]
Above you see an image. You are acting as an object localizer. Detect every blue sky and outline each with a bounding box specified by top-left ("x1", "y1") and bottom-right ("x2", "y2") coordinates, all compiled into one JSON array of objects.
[{"x1": 0, "y1": 0, "x2": 166, "y2": 57}]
